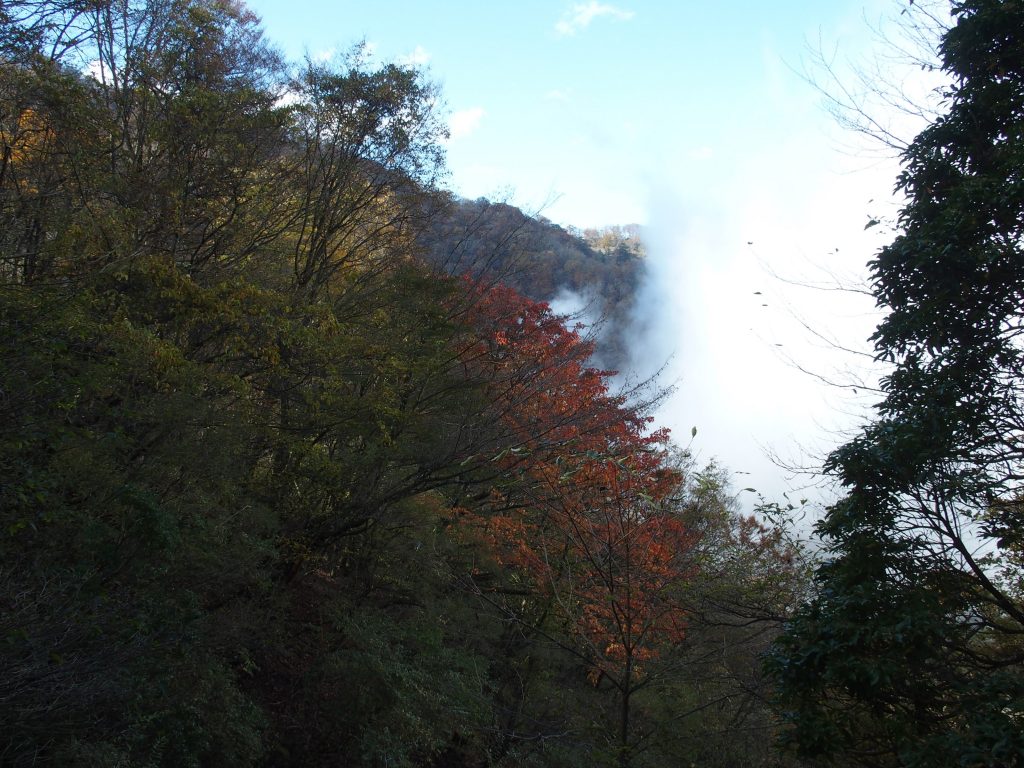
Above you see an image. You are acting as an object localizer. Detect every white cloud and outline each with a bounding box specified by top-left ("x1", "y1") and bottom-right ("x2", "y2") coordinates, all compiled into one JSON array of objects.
[
  {"x1": 396, "y1": 45, "x2": 431, "y2": 67},
  {"x1": 311, "y1": 46, "x2": 336, "y2": 63},
  {"x1": 448, "y1": 107, "x2": 485, "y2": 141},
  {"x1": 83, "y1": 59, "x2": 105, "y2": 82},
  {"x1": 555, "y1": 2, "x2": 634, "y2": 36},
  {"x1": 545, "y1": 88, "x2": 570, "y2": 101},
  {"x1": 273, "y1": 88, "x2": 304, "y2": 109}
]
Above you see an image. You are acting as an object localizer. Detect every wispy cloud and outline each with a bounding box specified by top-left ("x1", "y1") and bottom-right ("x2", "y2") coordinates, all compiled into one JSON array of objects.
[
  {"x1": 555, "y1": 2, "x2": 634, "y2": 36},
  {"x1": 448, "y1": 107, "x2": 485, "y2": 141},
  {"x1": 311, "y1": 46, "x2": 336, "y2": 63},
  {"x1": 396, "y1": 45, "x2": 431, "y2": 67}
]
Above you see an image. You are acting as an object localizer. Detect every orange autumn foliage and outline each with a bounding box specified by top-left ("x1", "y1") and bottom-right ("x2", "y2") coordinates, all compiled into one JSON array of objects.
[{"x1": 458, "y1": 281, "x2": 698, "y2": 689}]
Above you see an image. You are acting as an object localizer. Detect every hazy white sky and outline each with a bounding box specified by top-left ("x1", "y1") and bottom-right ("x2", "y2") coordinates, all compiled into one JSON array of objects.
[{"x1": 246, "y1": 0, "x2": 944, "y2": 510}]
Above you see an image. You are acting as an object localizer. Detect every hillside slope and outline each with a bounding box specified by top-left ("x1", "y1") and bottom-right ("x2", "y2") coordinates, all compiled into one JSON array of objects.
[{"x1": 422, "y1": 197, "x2": 646, "y2": 372}]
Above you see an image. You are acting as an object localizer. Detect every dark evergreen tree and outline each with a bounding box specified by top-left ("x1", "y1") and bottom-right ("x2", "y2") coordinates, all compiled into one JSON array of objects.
[{"x1": 770, "y1": 2, "x2": 1024, "y2": 765}]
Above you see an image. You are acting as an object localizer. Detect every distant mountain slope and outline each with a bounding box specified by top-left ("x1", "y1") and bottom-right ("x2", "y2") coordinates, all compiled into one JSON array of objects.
[{"x1": 421, "y1": 197, "x2": 646, "y2": 372}]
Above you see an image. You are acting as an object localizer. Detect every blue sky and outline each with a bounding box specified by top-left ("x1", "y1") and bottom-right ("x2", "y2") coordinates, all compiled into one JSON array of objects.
[
  {"x1": 248, "y1": 0, "x2": 892, "y2": 226},
  {"x1": 245, "y1": 0, "x2": 941, "y2": 510}
]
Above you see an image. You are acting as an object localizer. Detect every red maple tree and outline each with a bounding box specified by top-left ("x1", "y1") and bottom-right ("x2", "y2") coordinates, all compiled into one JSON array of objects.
[{"x1": 457, "y1": 282, "x2": 699, "y2": 764}]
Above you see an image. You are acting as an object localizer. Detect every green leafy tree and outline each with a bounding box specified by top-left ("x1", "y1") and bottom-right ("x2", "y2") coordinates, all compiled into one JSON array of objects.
[
  {"x1": 286, "y1": 47, "x2": 448, "y2": 300},
  {"x1": 1, "y1": 0, "x2": 290, "y2": 280},
  {"x1": 769, "y1": 2, "x2": 1024, "y2": 765}
]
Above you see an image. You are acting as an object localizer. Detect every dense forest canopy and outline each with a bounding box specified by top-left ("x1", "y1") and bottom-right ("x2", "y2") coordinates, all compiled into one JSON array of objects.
[{"x1": 0, "y1": 1, "x2": 804, "y2": 766}]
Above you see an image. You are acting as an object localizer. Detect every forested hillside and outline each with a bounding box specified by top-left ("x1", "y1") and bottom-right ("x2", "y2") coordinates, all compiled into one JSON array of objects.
[
  {"x1": 9, "y1": 1, "x2": 1019, "y2": 766},
  {"x1": 0, "y1": 2, "x2": 805, "y2": 766},
  {"x1": 421, "y1": 198, "x2": 645, "y2": 371}
]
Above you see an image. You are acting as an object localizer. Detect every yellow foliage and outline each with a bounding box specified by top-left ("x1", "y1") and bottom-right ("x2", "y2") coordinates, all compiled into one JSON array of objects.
[{"x1": 2, "y1": 109, "x2": 57, "y2": 194}]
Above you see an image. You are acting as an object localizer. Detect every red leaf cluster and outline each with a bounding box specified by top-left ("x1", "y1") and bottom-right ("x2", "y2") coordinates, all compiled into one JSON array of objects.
[{"x1": 459, "y1": 282, "x2": 698, "y2": 687}]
